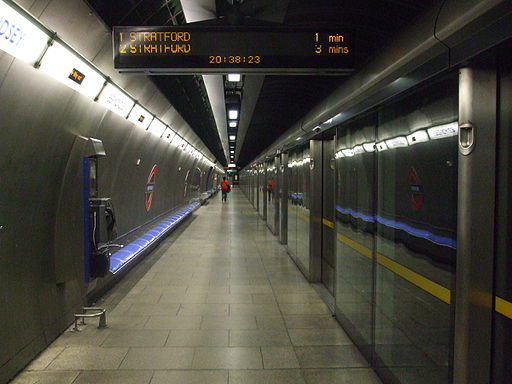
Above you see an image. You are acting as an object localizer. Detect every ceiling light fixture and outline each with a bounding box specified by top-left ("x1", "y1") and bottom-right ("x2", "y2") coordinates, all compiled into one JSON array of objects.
[
  {"x1": 228, "y1": 109, "x2": 238, "y2": 120},
  {"x1": 228, "y1": 74, "x2": 241, "y2": 82},
  {"x1": 229, "y1": 135, "x2": 236, "y2": 140},
  {"x1": 229, "y1": 121, "x2": 238, "y2": 128}
]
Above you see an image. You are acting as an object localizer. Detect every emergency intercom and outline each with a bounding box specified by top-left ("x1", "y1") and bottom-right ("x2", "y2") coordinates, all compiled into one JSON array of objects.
[
  {"x1": 84, "y1": 139, "x2": 117, "y2": 279},
  {"x1": 89, "y1": 198, "x2": 117, "y2": 247}
]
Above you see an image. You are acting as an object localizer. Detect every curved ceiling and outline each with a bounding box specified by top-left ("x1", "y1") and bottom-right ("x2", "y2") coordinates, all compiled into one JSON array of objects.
[{"x1": 85, "y1": 0, "x2": 441, "y2": 168}]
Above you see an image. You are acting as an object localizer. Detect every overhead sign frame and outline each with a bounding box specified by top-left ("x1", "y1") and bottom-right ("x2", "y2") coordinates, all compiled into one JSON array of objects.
[{"x1": 113, "y1": 26, "x2": 353, "y2": 74}]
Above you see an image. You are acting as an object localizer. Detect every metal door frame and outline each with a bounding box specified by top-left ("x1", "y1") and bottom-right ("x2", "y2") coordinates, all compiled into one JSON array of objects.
[
  {"x1": 454, "y1": 62, "x2": 497, "y2": 384},
  {"x1": 279, "y1": 153, "x2": 288, "y2": 244}
]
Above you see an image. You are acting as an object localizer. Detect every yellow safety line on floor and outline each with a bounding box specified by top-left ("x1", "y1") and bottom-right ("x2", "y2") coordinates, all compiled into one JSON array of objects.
[{"x1": 495, "y1": 296, "x2": 512, "y2": 320}]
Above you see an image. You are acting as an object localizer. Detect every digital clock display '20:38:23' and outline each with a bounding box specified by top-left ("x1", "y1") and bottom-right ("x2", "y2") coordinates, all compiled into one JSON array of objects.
[{"x1": 209, "y1": 55, "x2": 261, "y2": 64}]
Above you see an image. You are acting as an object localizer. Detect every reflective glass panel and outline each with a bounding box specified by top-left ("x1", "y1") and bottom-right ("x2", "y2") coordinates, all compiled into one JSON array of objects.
[
  {"x1": 335, "y1": 115, "x2": 377, "y2": 358},
  {"x1": 296, "y1": 145, "x2": 310, "y2": 273},
  {"x1": 493, "y1": 41, "x2": 512, "y2": 384},
  {"x1": 374, "y1": 79, "x2": 457, "y2": 384}
]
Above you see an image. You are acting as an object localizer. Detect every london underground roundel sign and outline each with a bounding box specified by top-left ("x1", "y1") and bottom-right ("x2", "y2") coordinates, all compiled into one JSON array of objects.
[
  {"x1": 409, "y1": 167, "x2": 424, "y2": 210},
  {"x1": 145, "y1": 165, "x2": 157, "y2": 211}
]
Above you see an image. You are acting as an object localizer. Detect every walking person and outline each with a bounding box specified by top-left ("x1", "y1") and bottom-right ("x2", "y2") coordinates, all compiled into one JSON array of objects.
[{"x1": 221, "y1": 176, "x2": 230, "y2": 202}]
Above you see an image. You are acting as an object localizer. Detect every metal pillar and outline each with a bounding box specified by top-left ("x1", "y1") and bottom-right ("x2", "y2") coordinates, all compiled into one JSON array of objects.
[
  {"x1": 309, "y1": 140, "x2": 323, "y2": 283},
  {"x1": 321, "y1": 139, "x2": 336, "y2": 294},
  {"x1": 273, "y1": 156, "x2": 280, "y2": 236},
  {"x1": 279, "y1": 153, "x2": 288, "y2": 244},
  {"x1": 454, "y1": 64, "x2": 497, "y2": 384},
  {"x1": 260, "y1": 164, "x2": 267, "y2": 221},
  {"x1": 255, "y1": 167, "x2": 259, "y2": 212}
]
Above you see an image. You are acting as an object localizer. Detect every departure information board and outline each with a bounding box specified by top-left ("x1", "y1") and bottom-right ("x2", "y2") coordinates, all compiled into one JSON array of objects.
[{"x1": 113, "y1": 26, "x2": 353, "y2": 74}]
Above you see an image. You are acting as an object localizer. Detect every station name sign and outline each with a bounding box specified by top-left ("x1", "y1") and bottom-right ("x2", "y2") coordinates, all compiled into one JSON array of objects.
[{"x1": 113, "y1": 26, "x2": 353, "y2": 74}]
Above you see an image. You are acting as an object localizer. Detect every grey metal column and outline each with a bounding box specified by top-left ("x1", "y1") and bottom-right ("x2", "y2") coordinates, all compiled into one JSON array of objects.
[
  {"x1": 265, "y1": 160, "x2": 276, "y2": 234},
  {"x1": 261, "y1": 164, "x2": 267, "y2": 221},
  {"x1": 279, "y1": 153, "x2": 288, "y2": 244},
  {"x1": 255, "y1": 166, "x2": 260, "y2": 212},
  {"x1": 252, "y1": 170, "x2": 256, "y2": 207},
  {"x1": 253, "y1": 171, "x2": 256, "y2": 206},
  {"x1": 321, "y1": 139, "x2": 336, "y2": 295},
  {"x1": 251, "y1": 172, "x2": 254, "y2": 205},
  {"x1": 454, "y1": 65, "x2": 497, "y2": 384},
  {"x1": 273, "y1": 156, "x2": 280, "y2": 237},
  {"x1": 309, "y1": 140, "x2": 323, "y2": 283}
]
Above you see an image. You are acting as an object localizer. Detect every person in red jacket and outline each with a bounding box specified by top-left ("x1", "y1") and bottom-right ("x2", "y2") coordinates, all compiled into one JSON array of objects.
[{"x1": 220, "y1": 177, "x2": 230, "y2": 202}]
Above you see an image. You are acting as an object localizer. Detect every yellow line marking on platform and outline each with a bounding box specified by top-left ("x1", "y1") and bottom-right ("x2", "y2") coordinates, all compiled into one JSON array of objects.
[
  {"x1": 322, "y1": 218, "x2": 335, "y2": 228},
  {"x1": 496, "y1": 296, "x2": 512, "y2": 319},
  {"x1": 292, "y1": 207, "x2": 451, "y2": 304},
  {"x1": 285, "y1": 202, "x2": 508, "y2": 313},
  {"x1": 336, "y1": 231, "x2": 451, "y2": 304},
  {"x1": 376, "y1": 253, "x2": 451, "y2": 304}
]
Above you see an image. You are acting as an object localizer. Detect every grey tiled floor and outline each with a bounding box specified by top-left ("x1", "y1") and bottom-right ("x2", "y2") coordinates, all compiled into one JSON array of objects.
[{"x1": 10, "y1": 189, "x2": 382, "y2": 384}]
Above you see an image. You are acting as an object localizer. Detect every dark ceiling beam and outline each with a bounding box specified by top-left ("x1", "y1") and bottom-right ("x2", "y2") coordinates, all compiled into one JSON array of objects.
[
  {"x1": 113, "y1": 0, "x2": 146, "y2": 25},
  {"x1": 142, "y1": 0, "x2": 179, "y2": 24}
]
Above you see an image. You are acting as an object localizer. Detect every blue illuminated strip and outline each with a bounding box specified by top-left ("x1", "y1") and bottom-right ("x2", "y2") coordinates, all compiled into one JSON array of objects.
[
  {"x1": 336, "y1": 206, "x2": 375, "y2": 223},
  {"x1": 202, "y1": 188, "x2": 218, "y2": 200},
  {"x1": 335, "y1": 206, "x2": 456, "y2": 248},
  {"x1": 109, "y1": 202, "x2": 200, "y2": 274}
]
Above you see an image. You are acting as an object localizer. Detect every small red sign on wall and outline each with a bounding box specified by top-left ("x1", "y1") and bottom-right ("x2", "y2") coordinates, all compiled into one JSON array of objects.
[{"x1": 145, "y1": 165, "x2": 157, "y2": 212}]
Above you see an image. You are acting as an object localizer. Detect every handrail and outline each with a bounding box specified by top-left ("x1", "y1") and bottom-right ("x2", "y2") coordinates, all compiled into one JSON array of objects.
[{"x1": 74, "y1": 307, "x2": 107, "y2": 330}]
